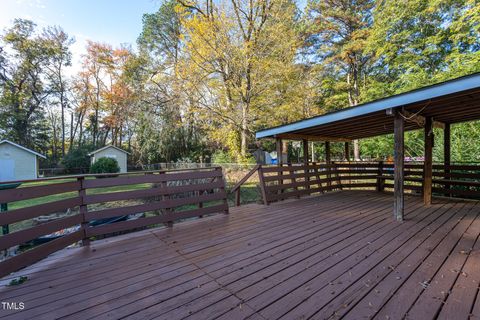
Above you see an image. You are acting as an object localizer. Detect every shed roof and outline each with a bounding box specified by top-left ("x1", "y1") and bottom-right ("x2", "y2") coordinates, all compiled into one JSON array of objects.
[
  {"x1": 88, "y1": 145, "x2": 130, "y2": 156},
  {"x1": 256, "y1": 72, "x2": 480, "y2": 140},
  {"x1": 0, "y1": 140, "x2": 46, "y2": 159}
]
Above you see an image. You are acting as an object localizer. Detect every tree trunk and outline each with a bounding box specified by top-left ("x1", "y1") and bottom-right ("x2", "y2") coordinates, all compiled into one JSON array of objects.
[
  {"x1": 349, "y1": 63, "x2": 361, "y2": 161},
  {"x1": 240, "y1": 104, "x2": 248, "y2": 158},
  {"x1": 61, "y1": 92, "x2": 65, "y2": 157}
]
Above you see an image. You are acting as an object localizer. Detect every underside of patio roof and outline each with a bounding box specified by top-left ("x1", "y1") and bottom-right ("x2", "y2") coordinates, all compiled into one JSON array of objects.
[
  {"x1": 256, "y1": 72, "x2": 480, "y2": 222},
  {"x1": 256, "y1": 72, "x2": 480, "y2": 141}
]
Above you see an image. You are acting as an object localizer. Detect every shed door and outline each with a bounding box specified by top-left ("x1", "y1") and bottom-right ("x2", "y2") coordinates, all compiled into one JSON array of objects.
[{"x1": 0, "y1": 159, "x2": 15, "y2": 182}]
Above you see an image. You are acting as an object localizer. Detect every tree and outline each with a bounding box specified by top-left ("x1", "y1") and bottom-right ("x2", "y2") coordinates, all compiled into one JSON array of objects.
[
  {"x1": 177, "y1": 0, "x2": 303, "y2": 160},
  {"x1": 0, "y1": 19, "x2": 56, "y2": 151},
  {"x1": 306, "y1": 0, "x2": 374, "y2": 159},
  {"x1": 76, "y1": 42, "x2": 139, "y2": 149},
  {"x1": 43, "y1": 26, "x2": 74, "y2": 157},
  {"x1": 136, "y1": 0, "x2": 212, "y2": 164}
]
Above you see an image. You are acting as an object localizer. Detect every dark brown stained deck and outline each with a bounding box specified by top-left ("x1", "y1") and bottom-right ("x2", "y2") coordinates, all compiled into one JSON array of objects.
[{"x1": 1, "y1": 190, "x2": 480, "y2": 320}]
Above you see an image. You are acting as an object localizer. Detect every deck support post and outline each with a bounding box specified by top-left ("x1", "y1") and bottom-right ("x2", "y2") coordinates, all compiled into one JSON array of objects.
[
  {"x1": 325, "y1": 141, "x2": 331, "y2": 164},
  {"x1": 325, "y1": 141, "x2": 332, "y2": 188},
  {"x1": 302, "y1": 139, "x2": 309, "y2": 164},
  {"x1": 423, "y1": 116, "x2": 434, "y2": 206},
  {"x1": 302, "y1": 139, "x2": 310, "y2": 190},
  {"x1": 393, "y1": 110, "x2": 405, "y2": 221},
  {"x1": 276, "y1": 137, "x2": 284, "y2": 195},
  {"x1": 344, "y1": 142, "x2": 350, "y2": 161},
  {"x1": 444, "y1": 123, "x2": 451, "y2": 196},
  {"x1": 276, "y1": 137, "x2": 284, "y2": 165},
  {"x1": 276, "y1": 137, "x2": 283, "y2": 165}
]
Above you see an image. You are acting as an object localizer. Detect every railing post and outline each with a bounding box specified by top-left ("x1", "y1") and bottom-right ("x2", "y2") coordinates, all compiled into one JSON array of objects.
[
  {"x1": 334, "y1": 162, "x2": 343, "y2": 190},
  {"x1": 258, "y1": 165, "x2": 269, "y2": 205},
  {"x1": 377, "y1": 160, "x2": 385, "y2": 192},
  {"x1": 217, "y1": 167, "x2": 229, "y2": 214},
  {"x1": 313, "y1": 162, "x2": 324, "y2": 193},
  {"x1": 235, "y1": 188, "x2": 241, "y2": 206},
  {"x1": 288, "y1": 163, "x2": 300, "y2": 198},
  {"x1": 1, "y1": 203, "x2": 9, "y2": 235},
  {"x1": 304, "y1": 163, "x2": 311, "y2": 192},
  {"x1": 158, "y1": 171, "x2": 173, "y2": 227},
  {"x1": 78, "y1": 177, "x2": 90, "y2": 246}
]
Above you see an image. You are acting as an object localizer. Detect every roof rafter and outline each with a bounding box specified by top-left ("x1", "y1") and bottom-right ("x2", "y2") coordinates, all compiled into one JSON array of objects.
[{"x1": 275, "y1": 133, "x2": 351, "y2": 142}]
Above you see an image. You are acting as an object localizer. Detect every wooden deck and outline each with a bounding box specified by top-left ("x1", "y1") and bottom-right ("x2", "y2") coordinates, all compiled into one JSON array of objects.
[{"x1": 1, "y1": 190, "x2": 480, "y2": 320}]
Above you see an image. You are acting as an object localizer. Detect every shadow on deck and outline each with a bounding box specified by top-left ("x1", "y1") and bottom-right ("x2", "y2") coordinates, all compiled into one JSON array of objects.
[{"x1": 1, "y1": 190, "x2": 480, "y2": 320}]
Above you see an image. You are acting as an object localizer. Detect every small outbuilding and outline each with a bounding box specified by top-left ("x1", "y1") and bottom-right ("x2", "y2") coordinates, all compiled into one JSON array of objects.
[
  {"x1": 0, "y1": 140, "x2": 46, "y2": 182},
  {"x1": 88, "y1": 145, "x2": 129, "y2": 173}
]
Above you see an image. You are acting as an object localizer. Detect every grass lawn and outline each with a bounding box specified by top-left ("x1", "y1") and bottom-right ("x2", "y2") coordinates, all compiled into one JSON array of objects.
[
  {"x1": 226, "y1": 182, "x2": 261, "y2": 206},
  {"x1": 4, "y1": 178, "x2": 261, "y2": 234},
  {"x1": 6, "y1": 180, "x2": 153, "y2": 233}
]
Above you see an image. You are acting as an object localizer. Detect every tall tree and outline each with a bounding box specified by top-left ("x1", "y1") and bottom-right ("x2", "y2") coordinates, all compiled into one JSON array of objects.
[
  {"x1": 43, "y1": 26, "x2": 74, "y2": 157},
  {"x1": 306, "y1": 0, "x2": 374, "y2": 159},
  {"x1": 178, "y1": 0, "x2": 302, "y2": 160},
  {"x1": 0, "y1": 19, "x2": 56, "y2": 150}
]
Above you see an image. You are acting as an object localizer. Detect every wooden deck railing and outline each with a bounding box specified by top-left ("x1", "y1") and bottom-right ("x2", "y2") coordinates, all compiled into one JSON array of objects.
[
  {"x1": 0, "y1": 167, "x2": 228, "y2": 278},
  {"x1": 229, "y1": 164, "x2": 261, "y2": 206},
  {"x1": 258, "y1": 162, "x2": 480, "y2": 204}
]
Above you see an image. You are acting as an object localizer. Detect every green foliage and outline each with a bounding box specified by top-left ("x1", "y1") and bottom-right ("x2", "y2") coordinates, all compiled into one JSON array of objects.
[
  {"x1": 2, "y1": 1, "x2": 480, "y2": 167},
  {"x1": 0, "y1": 19, "x2": 54, "y2": 152},
  {"x1": 89, "y1": 157, "x2": 120, "y2": 174},
  {"x1": 61, "y1": 146, "x2": 92, "y2": 173},
  {"x1": 8, "y1": 276, "x2": 28, "y2": 286},
  {"x1": 212, "y1": 150, "x2": 234, "y2": 164}
]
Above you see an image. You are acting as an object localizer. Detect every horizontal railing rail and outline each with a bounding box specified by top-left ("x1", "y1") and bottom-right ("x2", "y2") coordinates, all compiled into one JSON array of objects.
[
  {"x1": 0, "y1": 167, "x2": 228, "y2": 278},
  {"x1": 258, "y1": 161, "x2": 480, "y2": 204},
  {"x1": 229, "y1": 164, "x2": 261, "y2": 206}
]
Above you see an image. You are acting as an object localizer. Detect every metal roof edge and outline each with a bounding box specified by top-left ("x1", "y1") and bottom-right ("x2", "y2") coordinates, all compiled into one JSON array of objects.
[{"x1": 256, "y1": 72, "x2": 480, "y2": 139}]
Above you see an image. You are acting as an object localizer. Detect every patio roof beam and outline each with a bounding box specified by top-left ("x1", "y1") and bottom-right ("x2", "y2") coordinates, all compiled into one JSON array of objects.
[
  {"x1": 392, "y1": 109, "x2": 446, "y2": 129},
  {"x1": 275, "y1": 133, "x2": 351, "y2": 143},
  {"x1": 302, "y1": 139, "x2": 309, "y2": 164}
]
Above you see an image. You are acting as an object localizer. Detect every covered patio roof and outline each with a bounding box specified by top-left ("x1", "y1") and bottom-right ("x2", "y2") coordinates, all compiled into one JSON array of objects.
[{"x1": 256, "y1": 72, "x2": 480, "y2": 141}]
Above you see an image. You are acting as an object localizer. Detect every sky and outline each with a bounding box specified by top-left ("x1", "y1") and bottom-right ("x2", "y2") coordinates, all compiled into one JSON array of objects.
[
  {"x1": 0, "y1": 0, "x2": 160, "y2": 74},
  {"x1": 0, "y1": 0, "x2": 308, "y2": 75}
]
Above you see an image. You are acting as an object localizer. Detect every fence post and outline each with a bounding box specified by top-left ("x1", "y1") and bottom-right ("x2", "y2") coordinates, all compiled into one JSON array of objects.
[{"x1": 78, "y1": 177, "x2": 90, "y2": 246}]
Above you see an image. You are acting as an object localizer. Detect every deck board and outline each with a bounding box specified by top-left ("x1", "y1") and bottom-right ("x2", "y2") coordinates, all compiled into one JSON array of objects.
[{"x1": 0, "y1": 191, "x2": 479, "y2": 320}]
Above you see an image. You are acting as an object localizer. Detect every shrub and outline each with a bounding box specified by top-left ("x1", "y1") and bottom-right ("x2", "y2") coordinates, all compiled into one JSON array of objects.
[
  {"x1": 89, "y1": 157, "x2": 120, "y2": 174},
  {"x1": 62, "y1": 146, "x2": 92, "y2": 173},
  {"x1": 212, "y1": 150, "x2": 234, "y2": 164}
]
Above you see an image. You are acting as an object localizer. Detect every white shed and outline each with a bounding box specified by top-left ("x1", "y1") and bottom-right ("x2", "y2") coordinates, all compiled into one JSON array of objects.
[
  {"x1": 0, "y1": 140, "x2": 46, "y2": 182},
  {"x1": 88, "y1": 145, "x2": 129, "y2": 173}
]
